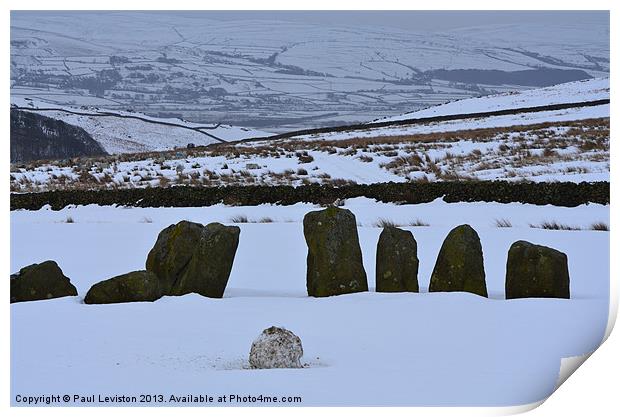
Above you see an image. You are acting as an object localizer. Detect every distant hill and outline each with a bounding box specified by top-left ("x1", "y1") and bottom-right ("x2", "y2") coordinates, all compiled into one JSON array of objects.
[
  {"x1": 10, "y1": 12, "x2": 609, "y2": 131},
  {"x1": 375, "y1": 77, "x2": 609, "y2": 123},
  {"x1": 10, "y1": 101, "x2": 269, "y2": 154},
  {"x1": 10, "y1": 109, "x2": 107, "y2": 163}
]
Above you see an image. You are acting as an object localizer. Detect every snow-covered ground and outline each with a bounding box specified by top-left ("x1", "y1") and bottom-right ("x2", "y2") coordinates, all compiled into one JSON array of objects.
[
  {"x1": 376, "y1": 77, "x2": 609, "y2": 122},
  {"x1": 11, "y1": 98, "x2": 269, "y2": 154},
  {"x1": 316, "y1": 102, "x2": 609, "y2": 141},
  {"x1": 11, "y1": 78, "x2": 609, "y2": 156},
  {"x1": 9, "y1": 79, "x2": 610, "y2": 192},
  {"x1": 10, "y1": 116, "x2": 610, "y2": 192},
  {"x1": 10, "y1": 198, "x2": 610, "y2": 406}
]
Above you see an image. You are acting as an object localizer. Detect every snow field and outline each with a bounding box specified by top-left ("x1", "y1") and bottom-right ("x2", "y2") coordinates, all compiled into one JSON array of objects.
[
  {"x1": 10, "y1": 198, "x2": 610, "y2": 406},
  {"x1": 378, "y1": 78, "x2": 609, "y2": 122}
]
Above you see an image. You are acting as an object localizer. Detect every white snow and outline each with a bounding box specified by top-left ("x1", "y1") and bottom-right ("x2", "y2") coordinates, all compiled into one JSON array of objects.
[
  {"x1": 10, "y1": 115, "x2": 609, "y2": 192},
  {"x1": 11, "y1": 99, "x2": 269, "y2": 154},
  {"x1": 377, "y1": 78, "x2": 609, "y2": 123},
  {"x1": 10, "y1": 198, "x2": 610, "y2": 406},
  {"x1": 311, "y1": 103, "x2": 609, "y2": 142}
]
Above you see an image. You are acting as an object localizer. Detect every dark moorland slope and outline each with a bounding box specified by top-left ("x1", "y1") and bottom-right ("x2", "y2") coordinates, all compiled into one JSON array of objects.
[{"x1": 10, "y1": 109, "x2": 106, "y2": 163}]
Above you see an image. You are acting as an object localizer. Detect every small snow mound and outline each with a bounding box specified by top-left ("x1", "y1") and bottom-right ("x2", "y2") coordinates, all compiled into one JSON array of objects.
[{"x1": 249, "y1": 326, "x2": 303, "y2": 369}]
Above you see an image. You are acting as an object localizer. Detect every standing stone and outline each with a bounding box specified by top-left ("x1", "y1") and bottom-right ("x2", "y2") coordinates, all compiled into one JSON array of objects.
[
  {"x1": 84, "y1": 270, "x2": 162, "y2": 304},
  {"x1": 303, "y1": 206, "x2": 368, "y2": 297},
  {"x1": 249, "y1": 326, "x2": 303, "y2": 369},
  {"x1": 146, "y1": 220, "x2": 240, "y2": 298},
  {"x1": 10, "y1": 260, "x2": 78, "y2": 303},
  {"x1": 170, "y1": 223, "x2": 241, "y2": 298},
  {"x1": 429, "y1": 224, "x2": 487, "y2": 297},
  {"x1": 505, "y1": 241, "x2": 570, "y2": 299},
  {"x1": 145, "y1": 220, "x2": 205, "y2": 294},
  {"x1": 376, "y1": 227, "x2": 419, "y2": 292}
]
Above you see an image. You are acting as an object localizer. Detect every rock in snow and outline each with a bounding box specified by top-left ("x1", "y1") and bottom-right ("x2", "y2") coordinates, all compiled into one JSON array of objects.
[
  {"x1": 375, "y1": 226, "x2": 419, "y2": 293},
  {"x1": 249, "y1": 326, "x2": 304, "y2": 369},
  {"x1": 84, "y1": 270, "x2": 162, "y2": 304},
  {"x1": 10, "y1": 260, "x2": 78, "y2": 303},
  {"x1": 84, "y1": 220, "x2": 240, "y2": 304},
  {"x1": 145, "y1": 220, "x2": 206, "y2": 294},
  {"x1": 429, "y1": 224, "x2": 488, "y2": 297},
  {"x1": 303, "y1": 206, "x2": 368, "y2": 297},
  {"x1": 146, "y1": 220, "x2": 240, "y2": 298},
  {"x1": 169, "y1": 222, "x2": 241, "y2": 298},
  {"x1": 505, "y1": 241, "x2": 570, "y2": 299}
]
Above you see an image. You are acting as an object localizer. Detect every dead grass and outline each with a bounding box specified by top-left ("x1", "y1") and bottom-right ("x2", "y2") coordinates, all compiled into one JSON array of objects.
[
  {"x1": 529, "y1": 221, "x2": 581, "y2": 231},
  {"x1": 229, "y1": 214, "x2": 249, "y2": 223},
  {"x1": 10, "y1": 118, "x2": 609, "y2": 192},
  {"x1": 494, "y1": 218, "x2": 513, "y2": 228},
  {"x1": 590, "y1": 222, "x2": 609, "y2": 231},
  {"x1": 373, "y1": 218, "x2": 399, "y2": 228},
  {"x1": 373, "y1": 217, "x2": 429, "y2": 227}
]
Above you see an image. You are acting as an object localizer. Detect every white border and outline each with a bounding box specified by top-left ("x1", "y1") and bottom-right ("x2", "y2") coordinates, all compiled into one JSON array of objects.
[{"x1": 2, "y1": 1, "x2": 616, "y2": 416}]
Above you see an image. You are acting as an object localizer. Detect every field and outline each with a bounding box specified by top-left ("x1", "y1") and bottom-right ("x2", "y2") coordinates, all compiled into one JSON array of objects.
[{"x1": 10, "y1": 198, "x2": 610, "y2": 406}]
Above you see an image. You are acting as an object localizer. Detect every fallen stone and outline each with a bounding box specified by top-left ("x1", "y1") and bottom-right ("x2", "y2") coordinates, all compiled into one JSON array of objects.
[
  {"x1": 84, "y1": 270, "x2": 162, "y2": 304},
  {"x1": 10, "y1": 260, "x2": 78, "y2": 303}
]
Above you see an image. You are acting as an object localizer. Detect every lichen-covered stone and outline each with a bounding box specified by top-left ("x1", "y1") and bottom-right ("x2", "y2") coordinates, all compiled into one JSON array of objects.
[
  {"x1": 376, "y1": 226, "x2": 419, "y2": 292},
  {"x1": 84, "y1": 270, "x2": 162, "y2": 304},
  {"x1": 249, "y1": 326, "x2": 303, "y2": 369},
  {"x1": 146, "y1": 220, "x2": 240, "y2": 298},
  {"x1": 429, "y1": 224, "x2": 487, "y2": 297},
  {"x1": 10, "y1": 260, "x2": 78, "y2": 303},
  {"x1": 303, "y1": 206, "x2": 368, "y2": 297},
  {"x1": 170, "y1": 222, "x2": 240, "y2": 298},
  {"x1": 505, "y1": 241, "x2": 570, "y2": 299},
  {"x1": 145, "y1": 220, "x2": 205, "y2": 294}
]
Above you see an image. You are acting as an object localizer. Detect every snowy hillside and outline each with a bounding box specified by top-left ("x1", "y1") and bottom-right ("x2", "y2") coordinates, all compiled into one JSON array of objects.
[
  {"x1": 377, "y1": 77, "x2": 609, "y2": 122},
  {"x1": 308, "y1": 102, "x2": 609, "y2": 142},
  {"x1": 11, "y1": 99, "x2": 269, "y2": 154},
  {"x1": 10, "y1": 116, "x2": 609, "y2": 192},
  {"x1": 10, "y1": 12, "x2": 609, "y2": 131},
  {"x1": 10, "y1": 78, "x2": 610, "y2": 191}
]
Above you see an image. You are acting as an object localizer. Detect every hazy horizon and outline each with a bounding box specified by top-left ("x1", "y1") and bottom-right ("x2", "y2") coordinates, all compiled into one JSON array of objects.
[{"x1": 12, "y1": 10, "x2": 610, "y2": 33}]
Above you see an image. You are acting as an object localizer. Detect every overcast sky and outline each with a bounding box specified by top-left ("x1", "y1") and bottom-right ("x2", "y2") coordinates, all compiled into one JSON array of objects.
[
  {"x1": 12, "y1": 10, "x2": 609, "y2": 32},
  {"x1": 146, "y1": 10, "x2": 609, "y2": 31}
]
